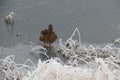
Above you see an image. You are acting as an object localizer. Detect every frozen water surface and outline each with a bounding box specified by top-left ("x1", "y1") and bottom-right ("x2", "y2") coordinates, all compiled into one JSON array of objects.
[{"x1": 1, "y1": 0, "x2": 120, "y2": 79}]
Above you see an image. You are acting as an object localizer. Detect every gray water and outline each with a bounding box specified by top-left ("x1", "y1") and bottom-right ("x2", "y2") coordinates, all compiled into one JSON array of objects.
[{"x1": 0, "y1": 0, "x2": 120, "y2": 47}]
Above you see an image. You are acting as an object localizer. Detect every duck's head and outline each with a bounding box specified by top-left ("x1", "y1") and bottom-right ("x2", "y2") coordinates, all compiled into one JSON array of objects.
[{"x1": 48, "y1": 24, "x2": 53, "y2": 32}]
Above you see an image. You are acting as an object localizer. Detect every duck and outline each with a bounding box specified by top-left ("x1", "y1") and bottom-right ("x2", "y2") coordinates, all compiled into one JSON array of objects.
[{"x1": 39, "y1": 24, "x2": 57, "y2": 49}]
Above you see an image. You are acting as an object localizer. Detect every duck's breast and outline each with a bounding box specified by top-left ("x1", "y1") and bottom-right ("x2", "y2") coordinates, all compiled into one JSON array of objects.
[{"x1": 48, "y1": 32, "x2": 57, "y2": 43}]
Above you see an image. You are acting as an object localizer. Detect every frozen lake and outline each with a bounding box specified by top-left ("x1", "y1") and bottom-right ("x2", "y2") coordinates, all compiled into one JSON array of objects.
[
  {"x1": 1, "y1": 1, "x2": 120, "y2": 79},
  {"x1": 1, "y1": 0, "x2": 120, "y2": 47}
]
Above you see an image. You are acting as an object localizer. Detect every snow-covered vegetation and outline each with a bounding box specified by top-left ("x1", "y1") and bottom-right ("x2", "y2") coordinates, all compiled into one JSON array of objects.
[{"x1": 0, "y1": 28, "x2": 120, "y2": 80}]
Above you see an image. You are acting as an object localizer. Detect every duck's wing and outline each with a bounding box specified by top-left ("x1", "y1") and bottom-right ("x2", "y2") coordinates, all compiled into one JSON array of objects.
[
  {"x1": 39, "y1": 30, "x2": 49, "y2": 41},
  {"x1": 39, "y1": 31, "x2": 44, "y2": 41}
]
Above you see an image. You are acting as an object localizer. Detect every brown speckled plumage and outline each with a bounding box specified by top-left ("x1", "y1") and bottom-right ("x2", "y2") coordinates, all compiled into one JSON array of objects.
[{"x1": 39, "y1": 24, "x2": 57, "y2": 48}]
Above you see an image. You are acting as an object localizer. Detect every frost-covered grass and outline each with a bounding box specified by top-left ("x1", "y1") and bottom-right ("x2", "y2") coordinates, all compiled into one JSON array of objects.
[{"x1": 0, "y1": 28, "x2": 120, "y2": 80}]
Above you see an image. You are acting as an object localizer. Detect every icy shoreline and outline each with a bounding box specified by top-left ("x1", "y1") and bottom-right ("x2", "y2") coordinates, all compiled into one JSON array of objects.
[
  {"x1": 0, "y1": 42, "x2": 120, "y2": 80},
  {"x1": 0, "y1": 28, "x2": 120, "y2": 80}
]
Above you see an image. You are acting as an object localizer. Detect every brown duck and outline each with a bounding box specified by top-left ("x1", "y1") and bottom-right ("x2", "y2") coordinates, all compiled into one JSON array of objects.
[{"x1": 39, "y1": 24, "x2": 57, "y2": 49}]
